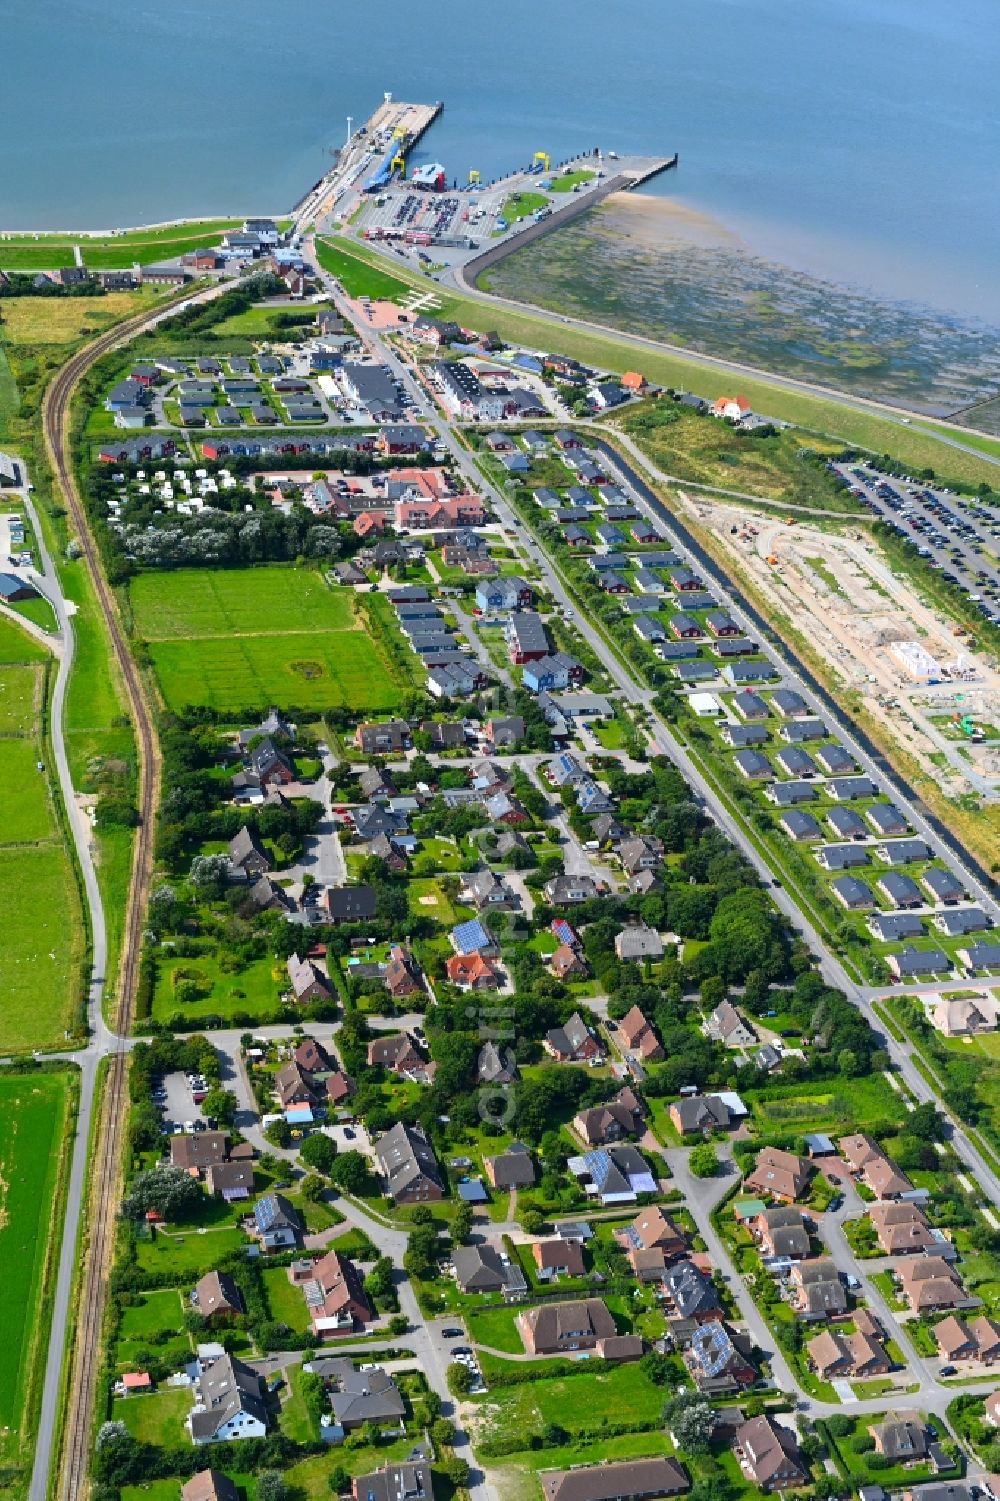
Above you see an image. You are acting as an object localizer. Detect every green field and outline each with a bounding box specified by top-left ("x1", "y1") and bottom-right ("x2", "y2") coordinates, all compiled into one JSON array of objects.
[
  {"x1": 498, "y1": 191, "x2": 550, "y2": 227},
  {"x1": 549, "y1": 170, "x2": 596, "y2": 193},
  {"x1": 128, "y1": 567, "x2": 407, "y2": 714},
  {"x1": 0, "y1": 618, "x2": 83, "y2": 1050},
  {"x1": 314, "y1": 239, "x2": 417, "y2": 303},
  {"x1": 0, "y1": 220, "x2": 242, "y2": 272},
  {"x1": 471, "y1": 1361, "x2": 667, "y2": 1446},
  {"x1": 133, "y1": 1225, "x2": 248, "y2": 1278},
  {"x1": 112, "y1": 1386, "x2": 192, "y2": 1446},
  {"x1": 0, "y1": 738, "x2": 56, "y2": 841},
  {"x1": 0, "y1": 663, "x2": 42, "y2": 734},
  {"x1": 0, "y1": 1071, "x2": 75, "y2": 1492}
]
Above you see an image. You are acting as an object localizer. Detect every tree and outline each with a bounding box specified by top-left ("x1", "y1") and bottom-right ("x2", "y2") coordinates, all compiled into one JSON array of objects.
[
  {"x1": 122, "y1": 1166, "x2": 204, "y2": 1222},
  {"x1": 441, "y1": 1460, "x2": 470, "y2": 1487},
  {"x1": 200, "y1": 1088, "x2": 237, "y2": 1126},
  {"x1": 257, "y1": 1474, "x2": 288, "y2": 1501},
  {"x1": 663, "y1": 1392, "x2": 715, "y2": 1454},
  {"x1": 300, "y1": 1133, "x2": 337, "y2": 1174},
  {"x1": 639, "y1": 1350, "x2": 672, "y2": 1385},
  {"x1": 364, "y1": 1256, "x2": 395, "y2": 1302},
  {"x1": 388, "y1": 1313, "x2": 409, "y2": 1336},
  {"x1": 452, "y1": 1202, "x2": 474, "y2": 1245},
  {"x1": 328, "y1": 1149, "x2": 374, "y2": 1196},
  {"x1": 264, "y1": 1118, "x2": 292, "y2": 1149},
  {"x1": 688, "y1": 1142, "x2": 719, "y2": 1179},
  {"x1": 328, "y1": 1468, "x2": 351, "y2": 1495},
  {"x1": 446, "y1": 1361, "x2": 474, "y2": 1396},
  {"x1": 521, "y1": 1209, "x2": 546, "y2": 1235},
  {"x1": 300, "y1": 1173, "x2": 326, "y2": 1202}
]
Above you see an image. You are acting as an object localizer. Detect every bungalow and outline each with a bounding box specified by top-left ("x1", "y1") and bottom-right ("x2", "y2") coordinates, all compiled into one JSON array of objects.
[
  {"x1": 669, "y1": 1094, "x2": 734, "y2": 1136},
  {"x1": 545, "y1": 1011, "x2": 601, "y2": 1062},
  {"x1": 710, "y1": 395, "x2": 752, "y2": 421},
  {"x1": 877, "y1": 873, "x2": 923, "y2": 909},
  {"x1": 485, "y1": 1145, "x2": 536, "y2": 1190},
  {"x1": 614, "y1": 927, "x2": 664, "y2": 964},
  {"x1": 870, "y1": 1413, "x2": 929, "y2": 1463},
  {"x1": 959, "y1": 941, "x2": 1000, "y2": 973},
  {"x1": 832, "y1": 875, "x2": 875, "y2": 910},
  {"x1": 887, "y1": 947, "x2": 951, "y2": 980},
  {"x1": 532, "y1": 1238, "x2": 586, "y2": 1280},
  {"x1": 517, "y1": 1297, "x2": 617, "y2": 1356}
]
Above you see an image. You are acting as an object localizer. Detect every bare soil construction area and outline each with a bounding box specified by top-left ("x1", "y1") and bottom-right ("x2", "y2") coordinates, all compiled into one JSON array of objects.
[{"x1": 679, "y1": 493, "x2": 1000, "y2": 812}]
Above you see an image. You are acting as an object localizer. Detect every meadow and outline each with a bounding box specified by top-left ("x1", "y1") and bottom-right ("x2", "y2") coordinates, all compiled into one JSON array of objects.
[
  {"x1": 0, "y1": 1071, "x2": 75, "y2": 1492},
  {"x1": 129, "y1": 566, "x2": 406, "y2": 714},
  {"x1": 0, "y1": 619, "x2": 83, "y2": 1050},
  {"x1": 0, "y1": 220, "x2": 242, "y2": 273},
  {"x1": 0, "y1": 293, "x2": 148, "y2": 345}
]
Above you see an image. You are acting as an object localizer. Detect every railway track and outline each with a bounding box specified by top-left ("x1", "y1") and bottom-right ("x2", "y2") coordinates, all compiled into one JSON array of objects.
[{"x1": 39, "y1": 289, "x2": 205, "y2": 1501}]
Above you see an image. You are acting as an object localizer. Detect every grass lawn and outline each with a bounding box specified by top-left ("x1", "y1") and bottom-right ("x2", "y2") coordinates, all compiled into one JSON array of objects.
[
  {"x1": 746, "y1": 1073, "x2": 905, "y2": 1133},
  {"x1": 152, "y1": 952, "x2": 283, "y2": 1026},
  {"x1": 467, "y1": 1306, "x2": 524, "y2": 1353},
  {"x1": 498, "y1": 192, "x2": 550, "y2": 226},
  {"x1": 0, "y1": 663, "x2": 42, "y2": 734},
  {"x1": 112, "y1": 1387, "x2": 192, "y2": 1447},
  {"x1": 0, "y1": 737, "x2": 55, "y2": 841},
  {"x1": 284, "y1": 1436, "x2": 416, "y2": 1499},
  {"x1": 118, "y1": 1290, "x2": 186, "y2": 1341},
  {"x1": 407, "y1": 877, "x2": 460, "y2": 926},
  {"x1": 0, "y1": 1072, "x2": 75, "y2": 1488},
  {"x1": 121, "y1": 1482, "x2": 182, "y2": 1501},
  {"x1": 133, "y1": 1226, "x2": 248, "y2": 1278},
  {"x1": 0, "y1": 221, "x2": 241, "y2": 272},
  {"x1": 279, "y1": 1362, "x2": 319, "y2": 1442},
  {"x1": 314, "y1": 239, "x2": 416, "y2": 303},
  {"x1": 129, "y1": 566, "x2": 406, "y2": 715},
  {"x1": 490, "y1": 1433, "x2": 678, "y2": 1501},
  {"x1": 549, "y1": 171, "x2": 596, "y2": 193},
  {"x1": 471, "y1": 1360, "x2": 667, "y2": 1444},
  {"x1": 261, "y1": 1266, "x2": 309, "y2": 1331},
  {"x1": 0, "y1": 844, "x2": 83, "y2": 1049}
]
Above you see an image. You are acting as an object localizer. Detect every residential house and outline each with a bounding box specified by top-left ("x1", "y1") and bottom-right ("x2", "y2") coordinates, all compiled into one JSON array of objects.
[
  {"x1": 614, "y1": 927, "x2": 664, "y2": 964},
  {"x1": 616, "y1": 1003, "x2": 663, "y2": 1060},
  {"x1": 383, "y1": 946, "x2": 424, "y2": 1001},
  {"x1": 572, "y1": 1144, "x2": 657, "y2": 1203},
  {"x1": 870, "y1": 1413, "x2": 929, "y2": 1464},
  {"x1": 734, "y1": 1416, "x2": 807, "y2": 1491},
  {"x1": 790, "y1": 1259, "x2": 848, "y2": 1319},
  {"x1": 321, "y1": 1362, "x2": 406, "y2": 1433},
  {"x1": 452, "y1": 1243, "x2": 509, "y2": 1296},
  {"x1": 745, "y1": 1147, "x2": 813, "y2": 1202},
  {"x1": 253, "y1": 1194, "x2": 302, "y2": 1252},
  {"x1": 574, "y1": 1096, "x2": 643, "y2": 1147},
  {"x1": 286, "y1": 953, "x2": 333, "y2": 1004},
  {"x1": 444, "y1": 951, "x2": 501, "y2": 990},
  {"x1": 753, "y1": 1206, "x2": 811, "y2": 1263},
  {"x1": 545, "y1": 1011, "x2": 601, "y2": 1062},
  {"x1": 374, "y1": 1123, "x2": 444, "y2": 1204},
  {"x1": 350, "y1": 1464, "x2": 434, "y2": 1501},
  {"x1": 706, "y1": 1001, "x2": 756, "y2": 1049},
  {"x1": 616, "y1": 1206, "x2": 686, "y2": 1279},
  {"x1": 840, "y1": 1135, "x2": 913, "y2": 1199},
  {"x1": 935, "y1": 1315, "x2": 1000, "y2": 1365},
  {"x1": 669, "y1": 1094, "x2": 733, "y2": 1136},
  {"x1": 895, "y1": 1258, "x2": 971, "y2": 1313},
  {"x1": 193, "y1": 1271, "x2": 244, "y2": 1322},
  {"x1": 182, "y1": 1473, "x2": 239, "y2": 1501},
  {"x1": 868, "y1": 1202, "x2": 939, "y2": 1257},
  {"x1": 532, "y1": 1238, "x2": 586, "y2": 1280},
  {"x1": 367, "y1": 1032, "x2": 427, "y2": 1078},
  {"x1": 228, "y1": 826, "x2": 270, "y2": 879},
  {"x1": 188, "y1": 1352, "x2": 268, "y2": 1444},
  {"x1": 538, "y1": 1459, "x2": 688, "y2": 1501},
  {"x1": 484, "y1": 1145, "x2": 536, "y2": 1191},
  {"x1": 663, "y1": 1260, "x2": 722, "y2": 1324},
  {"x1": 299, "y1": 1249, "x2": 372, "y2": 1333},
  {"x1": 517, "y1": 1298, "x2": 617, "y2": 1356},
  {"x1": 686, "y1": 1322, "x2": 756, "y2": 1393}
]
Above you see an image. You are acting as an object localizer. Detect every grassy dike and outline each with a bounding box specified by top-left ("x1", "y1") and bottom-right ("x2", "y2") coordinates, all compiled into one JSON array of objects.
[{"x1": 329, "y1": 232, "x2": 1000, "y2": 484}]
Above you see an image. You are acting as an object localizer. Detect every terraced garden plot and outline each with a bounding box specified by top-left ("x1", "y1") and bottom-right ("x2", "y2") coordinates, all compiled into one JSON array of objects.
[
  {"x1": 0, "y1": 1071, "x2": 75, "y2": 1493},
  {"x1": 128, "y1": 567, "x2": 405, "y2": 714}
]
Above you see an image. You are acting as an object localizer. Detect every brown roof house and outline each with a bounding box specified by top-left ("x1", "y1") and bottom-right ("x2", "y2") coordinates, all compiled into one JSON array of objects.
[
  {"x1": 367, "y1": 1032, "x2": 430, "y2": 1080},
  {"x1": 753, "y1": 1206, "x2": 811, "y2": 1262},
  {"x1": 617, "y1": 1004, "x2": 663, "y2": 1061},
  {"x1": 807, "y1": 1328, "x2": 890, "y2": 1379},
  {"x1": 171, "y1": 1132, "x2": 231, "y2": 1174},
  {"x1": 745, "y1": 1147, "x2": 813, "y2": 1203},
  {"x1": 531, "y1": 1238, "x2": 586, "y2": 1281},
  {"x1": 868, "y1": 1202, "x2": 940, "y2": 1256},
  {"x1": 789, "y1": 1259, "x2": 848, "y2": 1320},
  {"x1": 286, "y1": 953, "x2": 333, "y2": 1005},
  {"x1": 182, "y1": 1473, "x2": 240, "y2": 1501},
  {"x1": 840, "y1": 1134, "x2": 913, "y2": 1200},
  {"x1": 298, "y1": 1249, "x2": 372, "y2": 1334},
  {"x1": 383, "y1": 945, "x2": 424, "y2": 1000},
  {"x1": 734, "y1": 1416, "x2": 808, "y2": 1491},
  {"x1": 573, "y1": 1095, "x2": 643, "y2": 1147},
  {"x1": 616, "y1": 1206, "x2": 686, "y2": 1280},
  {"x1": 895, "y1": 1257, "x2": 972, "y2": 1313},
  {"x1": 935, "y1": 1315, "x2": 1000, "y2": 1365},
  {"x1": 545, "y1": 1011, "x2": 601, "y2": 1062},
  {"x1": 539, "y1": 1458, "x2": 688, "y2": 1501},
  {"x1": 374, "y1": 1122, "x2": 444, "y2": 1204},
  {"x1": 517, "y1": 1297, "x2": 618, "y2": 1356},
  {"x1": 192, "y1": 1271, "x2": 244, "y2": 1322}
]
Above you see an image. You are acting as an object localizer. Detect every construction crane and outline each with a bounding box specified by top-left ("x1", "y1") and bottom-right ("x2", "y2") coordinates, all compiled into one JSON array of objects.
[
  {"x1": 390, "y1": 153, "x2": 406, "y2": 176},
  {"x1": 468, "y1": 169, "x2": 480, "y2": 186},
  {"x1": 533, "y1": 151, "x2": 550, "y2": 172}
]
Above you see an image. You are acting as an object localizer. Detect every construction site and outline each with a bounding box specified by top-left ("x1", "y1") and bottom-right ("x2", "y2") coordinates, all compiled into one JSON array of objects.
[{"x1": 678, "y1": 493, "x2": 1000, "y2": 804}]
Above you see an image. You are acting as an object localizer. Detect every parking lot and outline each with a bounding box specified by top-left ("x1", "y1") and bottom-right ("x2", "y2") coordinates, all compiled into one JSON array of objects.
[
  {"x1": 155, "y1": 1069, "x2": 209, "y2": 1137},
  {"x1": 838, "y1": 462, "x2": 1000, "y2": 627}
]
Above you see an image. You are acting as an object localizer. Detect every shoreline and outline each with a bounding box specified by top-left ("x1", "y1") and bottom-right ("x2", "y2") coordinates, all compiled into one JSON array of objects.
[{"x1": 0, "y1": 212, "x2": 290, "y2": 238}]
